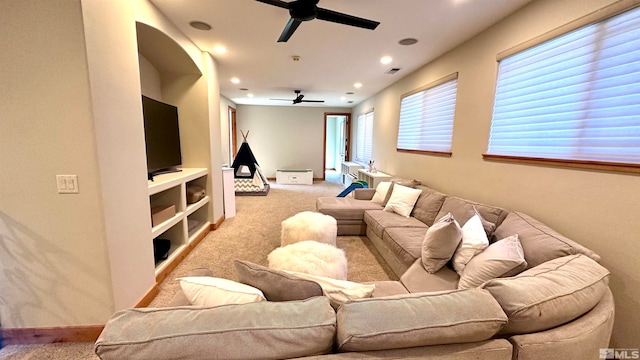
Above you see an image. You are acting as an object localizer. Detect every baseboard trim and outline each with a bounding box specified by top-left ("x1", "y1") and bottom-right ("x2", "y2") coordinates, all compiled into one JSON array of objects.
[
  {"x1": 0, "y1": 325, "x2": 104, "y2": 345},
  {"x1": 134, "y1": 283, "x2": 159, "y2": 308},
  {"x1": 212, "y1": 215, "x2": 225, "y2": 230}
]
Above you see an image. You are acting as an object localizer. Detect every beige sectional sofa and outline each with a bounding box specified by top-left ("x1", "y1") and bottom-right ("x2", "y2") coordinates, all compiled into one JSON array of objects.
[
  {"x1": 94, "y1": 182, "x2": 614, "y2": 360},
  {"x1": 315, "y1": 183, "x2": 615, "y2": 359}
]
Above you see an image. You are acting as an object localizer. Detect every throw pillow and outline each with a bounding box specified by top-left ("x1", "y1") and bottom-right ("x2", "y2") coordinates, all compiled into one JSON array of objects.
[
  {"x1": 457, "y1": 235, "x2": 527, "y2": 289},
  {"x1": 383, "y1": 184, "x2": 423, "y2": 218},
  {"x1": 370, "y1": 181, "x2": 393, "y2": 205},
  {"x1": 467, "y1": 205, "x2": 497, "y2": 239},
  {"x1": 452, "y1": 214, "x2": 490, "y2": 275},
  {"x1": 177, "y1": 276, "x2": 266, "y2": 307},
  {"x1": 234, "y1": 260, "x2": 323, "y2": 301},
  {"x1": 382, "y1": 178, "x2": 422, "y2": 205},
  {"x1": 421, "y1": 213, "x2": 462, "y2": 273},
  {"x1": 283, "y1": 270, "x2": 376, "y2": 308}
]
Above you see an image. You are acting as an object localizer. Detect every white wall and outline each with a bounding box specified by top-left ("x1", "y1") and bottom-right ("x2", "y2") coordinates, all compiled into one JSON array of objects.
[
  {"x1": 236, "y1": 105, "x2": 351, "y2": 178},
  {"x1": 352, "y1": 0, "x2": 639, "y2": 348},
  {"x1": 81, "y1": 0, "x2": 156, "y2": 313},
  {"x1": 1, "y1": 0, "x2": 116, "y2": 327},
  {"x1": 205, "y1": 53, "x2": 225, "y2": 223},
  {"x1": 139, "y1": 54, "x2": 163, "y2": 100}
]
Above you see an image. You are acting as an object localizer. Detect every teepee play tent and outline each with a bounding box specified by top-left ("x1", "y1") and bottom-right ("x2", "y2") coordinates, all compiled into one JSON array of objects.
[{"x1": 231, "y1": 131, "x2": 269, "y2": 195}]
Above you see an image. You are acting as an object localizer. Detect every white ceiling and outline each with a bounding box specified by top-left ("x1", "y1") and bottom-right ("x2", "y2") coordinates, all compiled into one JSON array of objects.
[{"x1": 149, "y1": 0, "x2": 534, "y2": 108}]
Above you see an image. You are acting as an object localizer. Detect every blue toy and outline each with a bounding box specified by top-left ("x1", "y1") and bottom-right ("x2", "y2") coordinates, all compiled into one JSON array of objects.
[{"x1": 337, "y1": 180, "x2": 368, "y2": 197}]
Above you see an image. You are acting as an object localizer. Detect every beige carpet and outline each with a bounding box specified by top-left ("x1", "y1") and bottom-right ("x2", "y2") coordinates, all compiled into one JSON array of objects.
[{"x1": 0, "y1": 178, "x2": 395, "y2": 359}]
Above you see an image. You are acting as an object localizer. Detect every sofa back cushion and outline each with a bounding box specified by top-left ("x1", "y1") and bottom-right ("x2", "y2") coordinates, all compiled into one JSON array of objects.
[
  {"x1": 95, "y1": 297, "x2": 336, "y2": 360},
  {"x1": 481, "y1": 254, "x2": 610, "y2": 335},
  {"x1": 335, "y1": 288, "x2": 507, "y2": 352},
  {"x1": 493, "y1": 211, "x2": 600, "y2": 269},
  {"x1": 435, "y1": 196, "x2": 508, "y2": 234},
  {"x1": 234, "y1": 260, "x2": 323, "y2": 301},
  {"x1": 410, "y1": 185, "x2": 447, "y2": 226}
]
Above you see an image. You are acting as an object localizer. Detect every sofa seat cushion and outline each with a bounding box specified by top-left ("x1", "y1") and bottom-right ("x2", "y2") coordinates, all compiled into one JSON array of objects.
[
  {"x1": 410, "y1": 185, "x2": 448, "y2": 226},
  {"x1": 400, "y1": 259, "x2": 459, "y2": 293},
  {"x1": 493, "y1": 211, "x2": 601, "y2": 269},
  {"x1": 335, "y1": 289, "x2": 507, "y2": 352},
  {"x1": 95, "y1": 297, "x2": 336, "y2": 360},
  {"x1": 363, "y1": 210, "x2": 427, "y2": 239},
  {"x1": 482, "y1": 254, "x2": 610, "y2": 335},
  {"x1": 316, "y1": 197, "x2": 382, "y2": 221},
  {"x1": 435, "y1": 197, "x2": 508, "y2": 236},
  {"x1": 382, "y1": 227, "x2": 428, "y2": 269}
]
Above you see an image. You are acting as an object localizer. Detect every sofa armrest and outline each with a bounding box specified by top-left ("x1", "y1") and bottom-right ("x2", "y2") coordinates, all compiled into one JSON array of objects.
[
  {"x1": 354, "y1": 188, "x2": 376, "y2": 200},
  {"x1": 508, "y1": 288, "x2": 614, "y2": 360}
]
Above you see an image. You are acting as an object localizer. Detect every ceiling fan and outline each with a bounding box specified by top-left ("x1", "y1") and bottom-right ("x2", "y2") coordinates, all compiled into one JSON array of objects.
[
  {"x1": 271, "y1": 90, "x2": 325, "y2": 104},
  {"x1": 255, "y1": 0, "x2": 380, "y2": 42}
]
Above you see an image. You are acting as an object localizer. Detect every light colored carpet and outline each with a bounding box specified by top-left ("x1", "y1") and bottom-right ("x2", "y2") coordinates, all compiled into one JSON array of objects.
[{"x1": 0, "y1": 178, "x2": 395, "y2": 359}]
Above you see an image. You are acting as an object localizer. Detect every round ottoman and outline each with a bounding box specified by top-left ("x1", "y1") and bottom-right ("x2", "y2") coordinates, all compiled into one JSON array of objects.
[
  {"x1": 281, "y1": 211, "x2": 337, "y2": 247},
  {"x1": 268, "y1": 240, "x2": 348, "y2": 280}
]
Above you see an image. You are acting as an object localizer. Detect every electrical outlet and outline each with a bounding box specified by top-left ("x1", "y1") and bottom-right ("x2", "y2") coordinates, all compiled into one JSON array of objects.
[{"x1": 56, "y1": 175, "x2": 79, "y2": 194}]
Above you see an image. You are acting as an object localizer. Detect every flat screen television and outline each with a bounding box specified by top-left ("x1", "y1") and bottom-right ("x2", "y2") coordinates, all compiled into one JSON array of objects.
[{"x1": 141, "y1": 95, "x2": 182, "y2": 180}]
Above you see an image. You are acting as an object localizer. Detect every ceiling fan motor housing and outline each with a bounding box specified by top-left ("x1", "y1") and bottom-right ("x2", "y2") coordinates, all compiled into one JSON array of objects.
[{"x1": 289, "y1": 0, "x2": 319, "y2": 21}]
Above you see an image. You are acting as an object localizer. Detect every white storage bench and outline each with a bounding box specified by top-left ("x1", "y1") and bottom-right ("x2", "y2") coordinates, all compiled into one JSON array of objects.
[{"x1": 276, "y1": 169, "x2": 313, "y2": 185}]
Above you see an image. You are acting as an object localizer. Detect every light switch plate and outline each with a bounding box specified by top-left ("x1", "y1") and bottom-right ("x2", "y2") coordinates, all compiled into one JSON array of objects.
[{"x1": 56, "y1": 175, "x2": 79, "y2": 194}]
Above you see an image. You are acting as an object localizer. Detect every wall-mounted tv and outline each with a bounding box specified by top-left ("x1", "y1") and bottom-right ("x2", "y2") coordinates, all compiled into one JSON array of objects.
[{"x1": 141, "y1": 95, "x2": 182, "y2": 180}]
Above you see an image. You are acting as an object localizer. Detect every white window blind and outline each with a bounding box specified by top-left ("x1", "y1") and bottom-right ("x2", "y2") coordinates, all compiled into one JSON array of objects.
[
  {"x1": 356, "y1": 110, "x2": 374, "y2": 162},
  {"x1": 397, "y1": 75, "x2": 458, "y2": 154},
  {"x1": 487, "y1": 6, "x2": 640, "y2": 166}
]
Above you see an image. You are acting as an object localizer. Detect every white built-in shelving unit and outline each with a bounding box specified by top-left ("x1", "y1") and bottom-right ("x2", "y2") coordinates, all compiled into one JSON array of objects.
[{"x1": 148, "y1": 168, "x2": 210, "y2": 278}]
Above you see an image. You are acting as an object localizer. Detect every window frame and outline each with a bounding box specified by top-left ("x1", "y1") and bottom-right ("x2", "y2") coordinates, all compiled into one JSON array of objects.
[
  {"x1": 483, "y1": 2, "x2": 640, "y2": 175},
  {"x1": 396, "y1": 73, "x2": 458, "y2": 157}
]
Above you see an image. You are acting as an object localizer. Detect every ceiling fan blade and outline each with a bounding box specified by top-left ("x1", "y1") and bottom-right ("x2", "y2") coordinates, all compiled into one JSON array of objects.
[
  {"x1": 316, "y1": 8, "x2": 379, "y2": 30},
  {"x1": 278, "y1": 17, "x2": 303, "y2": 42},
  {"x1": 255, "y1": 0, "x2": 290, "y2": 9},
  {"x1": 301, "y1": 100, "x2": 325, "y2": 103}
]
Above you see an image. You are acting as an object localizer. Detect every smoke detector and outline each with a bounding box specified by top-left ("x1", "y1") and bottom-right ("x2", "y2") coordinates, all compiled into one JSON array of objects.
[{"x1": 292, "y1": 55, "x2": 300, "y2": 61}]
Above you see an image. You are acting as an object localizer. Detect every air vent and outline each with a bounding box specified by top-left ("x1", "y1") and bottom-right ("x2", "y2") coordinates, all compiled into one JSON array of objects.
[{"x1": 386, "y1": 68, "x2": 401, "y2": 75}]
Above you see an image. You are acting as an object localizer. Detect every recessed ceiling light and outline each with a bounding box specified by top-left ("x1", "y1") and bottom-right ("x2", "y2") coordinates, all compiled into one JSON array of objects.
[
  {"x1": 380, "y1": 56, "x2": 392, "y2": 65},
  {"x1": 340, "y1": 96, "x2": 346, "y2": 101},
  {"x1": 247, "y1": 93, "x2": 254, "y2": 98},
  {"x1": 231, "y1": 77, "x2": 240, "y2": 84},
  {"x1": 213, "y1": 45, "x2": 227, "y2": 54},
  {"x1": 354, "y1": 82, "x2": 362, "y2": 89},
  {"x1": 398, "y1": 38, "x2": 418, "y2": 46},
  {"x1": 189, "y1": 21, "x2": 211, "y2": 31}
]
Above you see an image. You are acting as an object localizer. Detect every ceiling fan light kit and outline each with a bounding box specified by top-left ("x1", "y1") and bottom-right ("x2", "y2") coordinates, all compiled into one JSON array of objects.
[{"x1": 255, "y1": 0, "x2": 380, "y2": 43}]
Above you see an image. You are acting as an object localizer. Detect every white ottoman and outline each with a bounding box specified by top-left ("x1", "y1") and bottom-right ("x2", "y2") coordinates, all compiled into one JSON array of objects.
[
  {"x1": 268, "y1": 240, "x2": 348, "y2": 280},
  {"x1": 281, "y1": 211, "x2": 337, "y2": 247}
]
